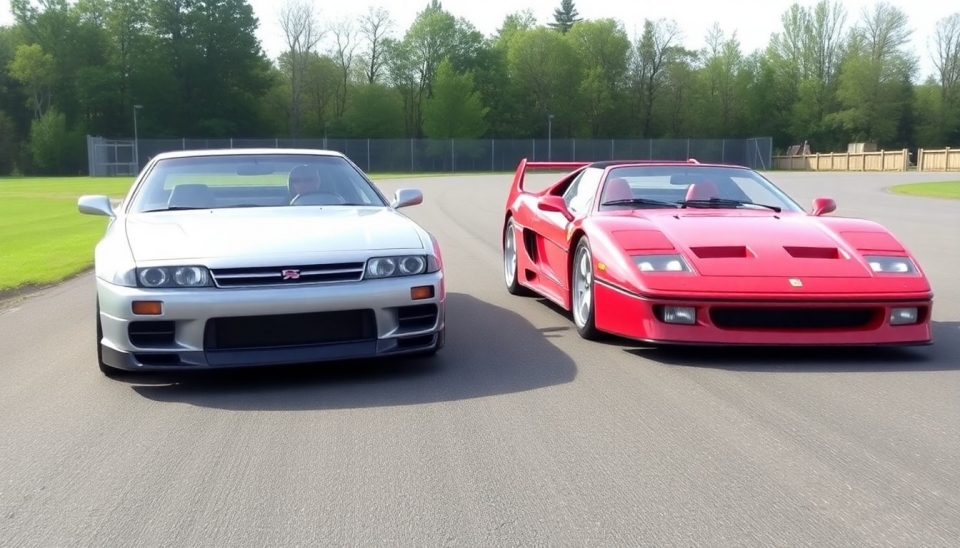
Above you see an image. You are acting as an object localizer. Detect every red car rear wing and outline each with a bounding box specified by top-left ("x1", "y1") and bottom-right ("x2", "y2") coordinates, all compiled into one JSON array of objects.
[
  {"x1": 511, "y1": 158, "x2": 590, "y2": 194},
  {"x1": 510, "y1": 157, "x2": 702, "y2": 194}
]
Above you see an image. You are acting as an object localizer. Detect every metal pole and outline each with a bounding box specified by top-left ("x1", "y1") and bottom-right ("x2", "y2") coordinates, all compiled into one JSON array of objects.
[
  {"x1": 367, "y1": 138, "x2": 371, "y2": 171},
  {"x1": 548, "y1": 114, "x2": 554, "y2": 161},
  {"x1": 133, "y1": 104, "x2": 142, "y2": 168},
  {"x1": 491, "y1": 138, "x2": 494, "y2": 171}
]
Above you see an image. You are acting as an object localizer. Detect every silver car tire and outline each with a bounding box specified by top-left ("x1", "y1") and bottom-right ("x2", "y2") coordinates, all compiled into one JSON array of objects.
[{"x1": 571, "y1": 238, "x2": 601, "y2": 340}]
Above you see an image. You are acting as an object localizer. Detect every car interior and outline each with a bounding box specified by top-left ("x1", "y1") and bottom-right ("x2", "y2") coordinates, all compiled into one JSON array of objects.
[
  {"x1": 133, "y1": 158, "x2": 385, "y2": 212},
  {"x1": 599, "y1": 171, "x2": 754, "y2": 206}
]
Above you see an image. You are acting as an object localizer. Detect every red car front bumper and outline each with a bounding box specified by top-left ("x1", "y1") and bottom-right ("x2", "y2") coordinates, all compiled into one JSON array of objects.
[{"x1": 593, "y1": 281, "x2": 933, "y2": 346}]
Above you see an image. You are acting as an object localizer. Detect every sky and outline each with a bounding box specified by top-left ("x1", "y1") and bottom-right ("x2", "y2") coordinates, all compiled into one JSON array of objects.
[{"x1": 0, "y1": 0, "x2": 949, "y2": 80}]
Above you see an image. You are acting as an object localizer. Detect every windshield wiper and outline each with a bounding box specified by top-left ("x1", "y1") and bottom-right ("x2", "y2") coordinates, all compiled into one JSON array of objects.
[
  {"x1": 143, "y1": 206, "x2": 212, "y2": 212},
  {"x1": 676, "y1": 198, "x2": 781, "y2": 213},
  {"x1": 601, "y1": 198, "x2": 679, "y2": 208}
]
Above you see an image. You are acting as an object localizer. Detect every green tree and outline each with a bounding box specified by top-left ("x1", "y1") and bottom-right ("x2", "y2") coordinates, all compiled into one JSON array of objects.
[
  {"x1": 548, "y1": 0, "x2": 581, "y2": 34},
  {"x1": 0, "y1": 110, "x2": 17, "y2": 175},
  {"x1": 507, "y1": 27, "x2": 583, "y2": 137},
  {"x1": 567, "y1": 18, "x2": 630, "y2": 136},
  {"x1": 828, "y1": 3, "x2": 916, "y2": 146},
  {"x1": 655, "y1": 48, "x2": 698, "y2": 138},
  {"x1": 28, "y1": 107, "x2": 83, "y2": 174},
  {"x1": 494, "y1": 10, "x2": 536, "y2": 45},
  {"x1": 697, "y1": 24, "x2": 749, "y2": 137},
  {"x1": 422, "y1": 59, "x2": 488, "y2": 139},
  {"x1": 634, "y1": 19, "x2": 683, "y2": 138},
  {"x1": 344, "y1": 83, "x2": 406, "y2": 138},
  {"x1": 928, "y1": 13, "x2": 960, "y2": 145},
  {"x1": 3, "y1": 0, "x2": 960, "y2": 171},
  {"x1": 6, "y1": 43, "x2": 55, "y2": 119},
  {"x1": 763, "y1": 1, "x2": 848, "y2": 149}
]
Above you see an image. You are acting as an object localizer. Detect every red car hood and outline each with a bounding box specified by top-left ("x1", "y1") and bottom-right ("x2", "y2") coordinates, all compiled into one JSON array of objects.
[{"x1": 637, "y1": 211, "x2": 875, "y2": 278}]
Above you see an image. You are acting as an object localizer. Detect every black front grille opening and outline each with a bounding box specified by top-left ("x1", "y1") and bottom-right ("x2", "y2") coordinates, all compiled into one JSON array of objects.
[
  {"x1": 396, "y1": 334, "x2": 436, "y2": 350},
  {"x1": 128, "y1": 321, "x2": 176, "y2": 347},
  {"x1": 709, "y1": 307, "x2": 879, "y2": 330},
  {"x1": 134, "y1": 353, "x2": 182, "y2": 366},
  {"x1": 204, "y1": 309, "x2": 377, "y2": 351},
  {"x1": 397, "y1": 304, "x2": 439, "y2": 332}
]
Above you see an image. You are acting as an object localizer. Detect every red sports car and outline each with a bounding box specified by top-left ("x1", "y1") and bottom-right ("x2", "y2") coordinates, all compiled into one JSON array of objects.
[{"x1": 501, "y1": 159, "x2": 933, "y2": 346}]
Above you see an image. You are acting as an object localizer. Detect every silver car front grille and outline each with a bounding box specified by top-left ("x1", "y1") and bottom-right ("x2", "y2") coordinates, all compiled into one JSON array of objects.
[{"x1": 209, "y1": 262, "x2": 366, "y2": 287}]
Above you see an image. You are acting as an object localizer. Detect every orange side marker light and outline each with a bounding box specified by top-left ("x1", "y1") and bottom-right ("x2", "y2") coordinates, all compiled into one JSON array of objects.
[
  {"x1": 411, "y1": 286, "x2": 434, "y2": 300},
  {"x1": 132, "y1": 301, "x2": 163, "y2": 315}
]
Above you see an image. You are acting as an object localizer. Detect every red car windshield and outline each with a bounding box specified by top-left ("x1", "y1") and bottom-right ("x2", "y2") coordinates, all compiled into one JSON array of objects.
[{"x1": 599, "y1": 165, "x2": 805, "y2": 213}]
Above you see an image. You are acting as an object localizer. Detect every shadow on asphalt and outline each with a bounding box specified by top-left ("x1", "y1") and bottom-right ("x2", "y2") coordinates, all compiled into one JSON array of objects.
[
  {"x1": 626, "y1": 321, "x2": 960, "y2": 372},
  {"x1": 126, "y1": 292, "x2": 577, "y2": 410},
  {"x1": 534, "y1": 296, "x2": 959, "y2": 372}
]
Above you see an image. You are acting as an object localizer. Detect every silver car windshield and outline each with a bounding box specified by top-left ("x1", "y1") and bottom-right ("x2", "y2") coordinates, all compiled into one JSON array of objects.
[{"x1": 128, "y1": 154, "x2": 389, "y2": 213}]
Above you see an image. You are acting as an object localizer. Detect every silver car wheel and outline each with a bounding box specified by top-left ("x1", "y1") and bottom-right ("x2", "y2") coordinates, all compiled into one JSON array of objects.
[
  {"x1": 504, "y1": 222, "x2": 518, "y2": 286},
  {"x1": 572, "y1": 245, "x2": 592, "y2": 328}
]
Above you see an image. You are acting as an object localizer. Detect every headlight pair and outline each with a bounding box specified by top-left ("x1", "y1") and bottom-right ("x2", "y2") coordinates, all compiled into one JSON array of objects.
[
  {"x1": 864, "y1": 255, "x2": 917, "y2": 274},
  {"x1": 632, "y1": 254, "x2": 693, "y2": 273},
  {"x1": 631, "y1": 254, "x2": 918, "y2": 275},
  {"x1": 137, "y1": 266, "x2": 212, "y2": 287},
  {"x1": 365, "y1": 255, "x2": 437, "y2": 279},
  {"x1": 133, "y1": 256, "x2": 437, "y2": 287}
]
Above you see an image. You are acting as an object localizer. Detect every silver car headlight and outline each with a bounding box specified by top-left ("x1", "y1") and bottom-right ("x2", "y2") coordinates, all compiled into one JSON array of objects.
[
  {"x1": 136, "y1": 266, "x2": 213, "y2": 287},
  {"x1": 864, "y1": 255, "x2": 916, "y2": 274},
  {"x1": 632, "y1": 254, "x2": 693, "y2": 273},
  {"x1": 106, "y1": 266, "x2": 138, "y2": 287},
  {"x1": 365, "y1": 255, "x2": 432, "y2": 279}
]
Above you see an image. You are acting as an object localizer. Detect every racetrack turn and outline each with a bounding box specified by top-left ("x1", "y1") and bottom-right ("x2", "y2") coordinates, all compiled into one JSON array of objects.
[{"x1": 2, "y1": 171, "x2": 959, "y2": 547}]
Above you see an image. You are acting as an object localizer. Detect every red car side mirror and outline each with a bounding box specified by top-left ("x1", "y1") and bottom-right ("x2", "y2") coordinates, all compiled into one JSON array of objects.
[
  {"x1": 537, "y1": 195, "x2": 574, "y2": 221},
  {"x1": 811, "y1": 197, "x2": 836, "y2": 216}
]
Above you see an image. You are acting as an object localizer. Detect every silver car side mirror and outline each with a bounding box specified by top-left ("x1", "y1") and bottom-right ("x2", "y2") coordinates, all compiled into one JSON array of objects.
[
  {"x1": 392, "y1": 188, "x2": 423, "y2": 209},
  {"x1": 78, "y1": 195, "x2": 116, "y2": 217}
]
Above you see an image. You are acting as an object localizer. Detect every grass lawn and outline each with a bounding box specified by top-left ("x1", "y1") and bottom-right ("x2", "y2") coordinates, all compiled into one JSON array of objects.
[
  {"x1": 0, "y1": 171, "x2": 475, "y2": 293},
  {"x1": 887, "y1": 181, "x2": 960, "y2": 199}
]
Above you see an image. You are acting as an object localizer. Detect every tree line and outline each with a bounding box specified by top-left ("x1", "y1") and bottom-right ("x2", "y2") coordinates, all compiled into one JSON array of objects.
[{"x1": 1, "y1": 0, "x2": 959, "y2": 175}]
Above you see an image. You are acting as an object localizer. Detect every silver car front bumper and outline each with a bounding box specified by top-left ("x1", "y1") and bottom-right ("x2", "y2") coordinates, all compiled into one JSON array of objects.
[{"x1": 96, "y1": 271, "x2": 445, "y2": 371}]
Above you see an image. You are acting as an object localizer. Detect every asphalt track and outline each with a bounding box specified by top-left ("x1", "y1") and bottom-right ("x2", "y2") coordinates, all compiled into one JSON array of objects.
[{"x1": 2, "y1": 170, "x2": 959, "y2": 547}]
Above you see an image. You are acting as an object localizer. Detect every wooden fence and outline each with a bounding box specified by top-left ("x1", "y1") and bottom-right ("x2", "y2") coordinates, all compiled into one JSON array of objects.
[
  {"x1": 772, "y1": 147, "x2": 960, "y2": 172},
  {"x1": 916, "y1": 148, "x2": 960, "y2": 171}
]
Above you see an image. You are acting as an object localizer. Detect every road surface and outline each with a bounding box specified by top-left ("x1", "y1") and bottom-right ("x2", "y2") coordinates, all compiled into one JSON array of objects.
[{"x1": 2, "y1": 170, "x2": 959, "y2": 547}]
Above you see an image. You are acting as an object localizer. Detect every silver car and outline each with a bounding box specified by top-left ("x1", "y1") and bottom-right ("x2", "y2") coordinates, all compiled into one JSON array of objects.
[{"x1": 78, "y1": 148, "x2": 445, "y2": 377}]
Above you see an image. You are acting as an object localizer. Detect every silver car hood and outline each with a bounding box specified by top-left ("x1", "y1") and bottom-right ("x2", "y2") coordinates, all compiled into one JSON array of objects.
[{"x1": 124, "y1": 207, "x2": 425, "y2": 262}]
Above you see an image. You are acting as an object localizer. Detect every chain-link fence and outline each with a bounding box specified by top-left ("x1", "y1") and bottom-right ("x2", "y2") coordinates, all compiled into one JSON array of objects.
[
  {"x1": 86, "y1": 136, "x2": 138, "y2": 176},
  {"x1": 87, "y1": 137, "x2": 774, "y2": 175}
]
